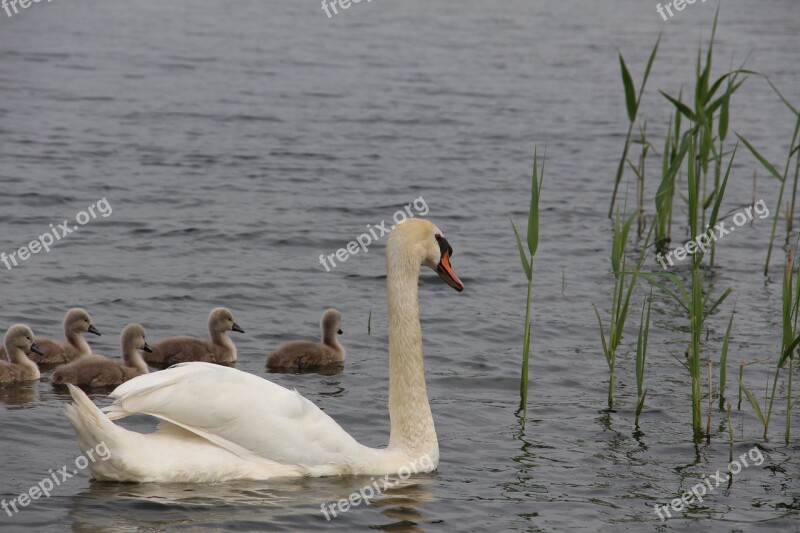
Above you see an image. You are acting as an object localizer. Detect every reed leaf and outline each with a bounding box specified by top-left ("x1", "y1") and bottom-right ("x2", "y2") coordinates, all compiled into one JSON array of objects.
[
  {"x1": 636, "y1": 291, "x2": 652, "y2": 400},
  {"x1": 719, "y1": 303, "x2": 736, "y2": 409},
  {"x1": 527, "y1": 148, "x2": 545, "y2": 257},
  {"x1": 592, "y1": 304, "x2": 612, "y2": 367},
  {"x1": 620, "y1": 54, "x2": 637, "y2": 123},
  {"x1": 705, "y1": 143, "x2": 737, "y2": 234},
  {"x1": 736, "y1": 134, "x2": 784, "y2": 182},
  {"x1": 661, "y1": 91, "x2": 697, "y2": 122},
  {"x1": 638, "y1": 272, "x2": 690, "y2": 314},
  {"x1": 703, "y1": 288, "x2": 733, "y2": 323},
  {"x1": 609, "y1": 36, "x2": 660, "y2": 218},
  {"x1": 739, "y1": 378, "x2": 767, "y2": 427},
  {"x1": 511, "y1": 219, "x2": 532, "y2": 280}
]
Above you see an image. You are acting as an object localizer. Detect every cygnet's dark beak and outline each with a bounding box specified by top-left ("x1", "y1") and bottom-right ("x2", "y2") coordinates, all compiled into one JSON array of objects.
[
  {"x1": 142, "y1": 342, "x2": 153, "y2": 353},
  {"x1": 87, "y1": 324, "x2": 101, "y2": 336},
  {"x1": 337, "y1": 329, "x2": 343, "y2": 335},
  {"x1": 232, "y1": 322, "x2": 245, "y2": 333},
  {"x1": 30, "y1": 342, "x2": 45, "y2": 356}
]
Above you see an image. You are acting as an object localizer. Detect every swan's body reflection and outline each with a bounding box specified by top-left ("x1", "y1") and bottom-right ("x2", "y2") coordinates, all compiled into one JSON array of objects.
[{"x1": 68, "y1": 474, "x2": 437, "y2": 530}]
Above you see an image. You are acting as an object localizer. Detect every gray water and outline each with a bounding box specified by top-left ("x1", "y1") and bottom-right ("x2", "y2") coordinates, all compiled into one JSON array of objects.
[{"x1": 1, "y1": 0, "x2": 800, "y2": 531}]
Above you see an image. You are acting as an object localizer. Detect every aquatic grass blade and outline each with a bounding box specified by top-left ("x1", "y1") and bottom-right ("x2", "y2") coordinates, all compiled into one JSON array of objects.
[
  {"x1": 719, "y1": 303, "x2": 736, "y2": 409},
  {"x1": 592, "y1": 304, "x2": 612, "y2": 367},
  {"x1": 620, "y1": 54, "x2": 637, "y2": 122},
  {"x1": 739, "y1": 378, "x2": 767, "y2": 428},
  {"x1": 527, "y1": 149, "x2": 544, "y2": 257},
  {"x1": 660, "y1": 91, "x2": 697, "y2": 122},
  {"x1": 736, "y1": 134, "x2": 784, "y2": 182},
  {"x1": 510, "y1": 219, "x2": 532, "y2": 280}
]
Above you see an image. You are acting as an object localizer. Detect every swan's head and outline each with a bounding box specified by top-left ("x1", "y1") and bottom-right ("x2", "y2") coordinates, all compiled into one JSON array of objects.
[
  {"x1": 5, "y1": 324, "x2": 44, "y2": 355},
  {"x1": 387, "y1": 219, "x2": 464, "y2": 292},
  {"x1": 121, "y1": 323, "x2": 152, "y2": 353},
  {"x1": 321, "y1": 308, "x2": 343, "y2": 335},
  {"x1": 209, "y1": 307, "x2": 245, "y2": 334},
  {"x1": 65, "y1": 307, "x2": 101, "y2": 336}
]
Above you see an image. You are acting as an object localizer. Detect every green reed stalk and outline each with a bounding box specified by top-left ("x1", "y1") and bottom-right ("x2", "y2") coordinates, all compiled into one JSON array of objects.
[
  {"x1": 737, "y1": 80, "x2": 800, "y2": 275},
  {"x1": 593, "y1": 212, "x2": 652, "y2": 410},
  {"x1": 787, "y1": 350, "x2": 794, "y2": 445},
  {"x1": 660, "y1": 8, "x2": 748, "y2": 268},
  {"x1": 782, "y1": 250, "x2": 799, "y2": 444},
  {"x1": 512, "y1": 149, "x2": 545, "y2": 417},
  {"x1": 609, "y1": 36, "x2": 660, "y2": 218},
  {"x1": 640, "y1": 129, "x2": 735, "y2": 439},
  {"x1": 718, "y1": 302, "x2": 736, "y2": 410},
  {"x1": 654, "y1": 112, "x2": 685, "y2": 255},
  {"x1": 635, "y1": 290, "x2": 652, "y2": 427},
  {"x1": 628, "y1": 122, "x2": 653, "y2": 239},
  {"x1": 738, "y1": 364, "x2": 744, "y2": 410},
  {"x1": 740, "y1": 250, "x2": 800, "y2": 440},
  {"x1": 726, "y1": 402, "x2": 734, "y2": 462}
]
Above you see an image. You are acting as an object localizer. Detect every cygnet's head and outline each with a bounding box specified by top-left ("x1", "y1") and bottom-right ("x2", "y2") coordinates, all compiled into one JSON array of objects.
[
  {"x1": 120, "y1": 323, "x2": 152, "y2": 354},
  {"x1": 4, "y1": 324, "x2": 44, "y2": 355},
  {"x1": 65, "y1": 307, "x2": 101, "y2": 336},
  {"x1": 321, "y1": 308, "x2": 343, "y2": 336},
  {"x1": 209, "y1": 307, "x2": 245, "y2": 334}
]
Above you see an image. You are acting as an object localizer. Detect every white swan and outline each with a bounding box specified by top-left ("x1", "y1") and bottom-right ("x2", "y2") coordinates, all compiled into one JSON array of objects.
[{"x1": 63, "y1": 219, "x2": 464, "y2": 482}]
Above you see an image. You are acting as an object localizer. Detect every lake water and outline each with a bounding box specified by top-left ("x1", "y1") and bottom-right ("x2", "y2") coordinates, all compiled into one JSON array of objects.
[{"x1": 1, "y1": 0, "x2": 799, "y2": 531}]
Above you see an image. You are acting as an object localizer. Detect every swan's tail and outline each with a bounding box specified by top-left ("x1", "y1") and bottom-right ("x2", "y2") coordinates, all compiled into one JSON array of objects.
[{"x1": 63, "y1": 384, "x2": 138, "y2": 480}]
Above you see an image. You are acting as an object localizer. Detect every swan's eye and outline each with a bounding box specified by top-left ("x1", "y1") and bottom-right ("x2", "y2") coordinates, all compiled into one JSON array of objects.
[{"x1": 435, "y1": 234, "x2": 454, "y2": 258}]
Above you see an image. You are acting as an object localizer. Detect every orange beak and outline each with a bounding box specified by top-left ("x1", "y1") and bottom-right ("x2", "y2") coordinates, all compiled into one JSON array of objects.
[{"x1": 437, "y1": 249, "x2": 464, "y2": 292}]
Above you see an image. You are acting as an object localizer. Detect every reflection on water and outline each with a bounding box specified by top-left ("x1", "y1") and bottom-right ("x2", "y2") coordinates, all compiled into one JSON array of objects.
[
  {"x1": 0, "y1": 382, "x2": 40, "y2": 408},
  {"x1": 68, "y1": 474, "x2": 438, "y2": 531},
  {"x1": 266, "y1": 364, "x2": 344, "y2": 377}
]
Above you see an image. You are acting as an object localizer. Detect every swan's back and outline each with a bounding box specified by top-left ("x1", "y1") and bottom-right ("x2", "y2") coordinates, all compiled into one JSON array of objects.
[
  {"x1": 0, "y1": 338, "x2": 80, "y2": 364},
  {"x1": 105, "y1": 363, "x2": 370, "y2": 469},
  {"x1": 52, "y1": 354, "x2": 147, "y2": 387},
  {"x1": 145, "y1": 337, "x2": 222, "y2": 364},
  {"x1": 267, "y1": 341, "x2": 343, "y2": 370},
  {"x1": 0, "y1": 360, "x2": 38, "y2": 382},
  {"x1": 28, "y1": 338, "x2": 81, "y2": 364}
]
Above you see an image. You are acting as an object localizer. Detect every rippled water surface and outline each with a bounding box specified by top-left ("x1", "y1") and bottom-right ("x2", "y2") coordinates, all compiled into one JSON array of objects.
[{"x1": 1, "y1": 0, "x2": 800, "y2": 531}]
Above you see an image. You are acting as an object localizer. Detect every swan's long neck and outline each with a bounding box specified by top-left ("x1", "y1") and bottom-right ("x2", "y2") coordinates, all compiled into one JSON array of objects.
[
  {"x1": 322, "y1": 325, "x2": 344, "y2": 356},
  {"x1": 386, "y1": 253, "x2": 438, "y2": 458},
  {"x1": 322, "y1": 325, "x2": 336, "y2": 346},
  {"x1": 8, "y1": 346, "x2": 39, "y2": 378},
  {"x1": 122, "y1": 345, "x2": 148, "y2": 374},
  {"x1": 210, "y1": 328, "x2": 236, "y2": 359},
  {"x1": 65, "y1": 326, "x2": 90, "y2": 355}
]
